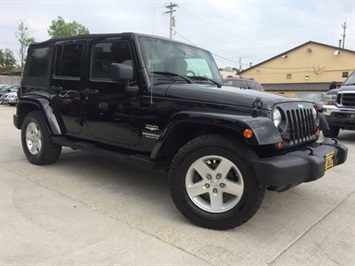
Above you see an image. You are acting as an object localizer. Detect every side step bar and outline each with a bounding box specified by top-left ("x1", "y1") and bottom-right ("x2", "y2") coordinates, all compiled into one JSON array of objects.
[{"x1": 52, "y1": 136, "x2": 158, "y2": 169}]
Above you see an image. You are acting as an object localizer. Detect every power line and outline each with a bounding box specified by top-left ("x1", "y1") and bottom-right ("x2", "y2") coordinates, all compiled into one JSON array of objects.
[{"x1": 174, "y1": 31, "x2": 196, "y2": 46}]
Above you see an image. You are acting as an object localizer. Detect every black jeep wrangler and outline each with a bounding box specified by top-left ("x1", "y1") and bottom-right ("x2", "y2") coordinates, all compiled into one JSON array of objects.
[
  {"x1": 323, "y1": 72, "x2": 355, "y2": 138},
  {"x1": 14, "y1": 33, "x2": 348, "y2": 229}
]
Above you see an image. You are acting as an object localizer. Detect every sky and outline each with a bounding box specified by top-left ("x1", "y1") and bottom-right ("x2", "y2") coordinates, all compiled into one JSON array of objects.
[{"x1": 1, "y1": 0, "x2": 354, "y2": 70}]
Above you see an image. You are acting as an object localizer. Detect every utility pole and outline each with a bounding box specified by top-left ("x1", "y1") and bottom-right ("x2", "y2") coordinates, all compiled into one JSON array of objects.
[
  {"x1": 164, "y1": 2, "x2": 178, "y2": 39},
  {"x1": 341, "y1": 21, "x2": 347, "y2": 49}
]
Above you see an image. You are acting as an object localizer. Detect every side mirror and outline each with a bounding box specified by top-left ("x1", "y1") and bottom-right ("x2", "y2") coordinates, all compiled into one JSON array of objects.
[
  {"x1": 110, "y1": 63, "x2": 134, "y2": 81},
  {"x1": 110, "y1": 63, "x2": 139, "y2": 94},
  {"x1": 329, "y1": 81, "x2": 337, "y2": 91}
]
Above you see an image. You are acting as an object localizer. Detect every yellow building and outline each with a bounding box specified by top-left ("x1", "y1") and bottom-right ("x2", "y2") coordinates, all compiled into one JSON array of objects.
[{"x1": 240, "y1": 41, "x2": 355, "y2": 93}]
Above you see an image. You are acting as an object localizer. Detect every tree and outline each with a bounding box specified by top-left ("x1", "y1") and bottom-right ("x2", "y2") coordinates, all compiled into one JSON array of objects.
[
  {"x1": 15, "y1": 20, "x2": 35, "y2": 72},
  {"x1": 48, "y1": 16, "x2": 90, "y2": 37},
  {"x1": 0, "y1": 49, "x2": 17, "y2": 73},
  {"x1": 232, "y1": 67, "x2": 240, "y2": 74}
]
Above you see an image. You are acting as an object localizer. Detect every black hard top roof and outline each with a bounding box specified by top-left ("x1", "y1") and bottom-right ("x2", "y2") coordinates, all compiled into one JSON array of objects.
[{"x1": 30, "y1": 32, "x2": 196, "y2": 48}]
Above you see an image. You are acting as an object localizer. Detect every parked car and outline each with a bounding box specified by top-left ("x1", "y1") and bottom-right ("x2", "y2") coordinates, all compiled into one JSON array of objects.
[
  {"x1": 14, "y1": 33, "x2": 347, "y2": 230},
  {"x1": 0, "y1": 85, "x2": 11, "y2": 97},
  {"x1": 322, "y1": 72, "x2": 355, "y2": 137},
  {"x1": 0, "y1": 85, "x2": 19, "y2": 105},
  {"x1": 223, "y1": 77, "x2": 264, "y2": 91},
  {"x1": 292, "y1": 92, "x2": 325, "y2": 111}
]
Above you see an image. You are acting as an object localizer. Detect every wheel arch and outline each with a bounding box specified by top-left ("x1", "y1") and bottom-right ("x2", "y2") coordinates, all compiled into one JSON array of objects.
[
  {"x1": 151, "y1": 111, "x2": 282, "y2": 164},
  {"x1": 16, "y1": 96, "x2": 62, "y2": 135}
]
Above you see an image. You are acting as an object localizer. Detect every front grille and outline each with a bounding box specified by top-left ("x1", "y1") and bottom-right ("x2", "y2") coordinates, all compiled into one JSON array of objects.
[
  {"x1": 286, "y1": 108, "x2": 316, "y2": 145},
  {"x1": 337, "y1": 92, "x2": 355, "y2": 108}
]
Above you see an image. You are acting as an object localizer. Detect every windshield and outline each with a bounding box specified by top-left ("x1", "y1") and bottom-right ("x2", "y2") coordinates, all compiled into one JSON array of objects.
[
  {"x1": 139, "y1": 37, "x2": 222, "y2": 85},
  {"x1": 344, "y1": 71, "x2": 355, "y2": 86}
]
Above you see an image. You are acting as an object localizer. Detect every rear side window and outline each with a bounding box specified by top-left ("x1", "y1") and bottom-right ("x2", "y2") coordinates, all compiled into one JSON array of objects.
[
  {"x1": 54, "y1": 43, "x2": 84, "y2": 77},
  {"x1": 27, "y1": 47, "x2": 50, "y2": 77}
]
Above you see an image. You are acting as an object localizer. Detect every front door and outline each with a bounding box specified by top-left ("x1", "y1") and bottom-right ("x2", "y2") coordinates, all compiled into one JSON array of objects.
[{"x1": 83, "y1": 38, "x2": 141, "y2": 146}]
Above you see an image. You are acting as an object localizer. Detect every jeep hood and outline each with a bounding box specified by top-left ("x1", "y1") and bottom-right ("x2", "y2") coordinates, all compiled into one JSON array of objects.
[{"x1": 160, "y1": 83, "x2": 294, "y2": 110}]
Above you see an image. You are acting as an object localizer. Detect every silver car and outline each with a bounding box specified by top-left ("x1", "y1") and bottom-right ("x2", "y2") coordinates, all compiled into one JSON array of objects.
[{"x1": 0, "y1": 87, "x2": 19, "y2": 106}]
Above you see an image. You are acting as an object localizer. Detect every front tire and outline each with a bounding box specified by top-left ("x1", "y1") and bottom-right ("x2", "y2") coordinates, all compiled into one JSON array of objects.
[
  {"x1": 21, "y1": 111, "x2": 62, "y2": 165},
  {"x1": 169, "y1": 135, "x2": 265, "y2": 230}
]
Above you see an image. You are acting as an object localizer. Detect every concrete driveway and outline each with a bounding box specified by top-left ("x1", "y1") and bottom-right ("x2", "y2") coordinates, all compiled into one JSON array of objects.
[{"x1": 1, "y1": 104, "x2": 354, "y2": 265}]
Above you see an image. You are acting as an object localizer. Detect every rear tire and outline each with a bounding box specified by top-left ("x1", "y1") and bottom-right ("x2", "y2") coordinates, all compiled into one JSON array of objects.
[
  {"x1": 21, "y1": 111, "x2": 62, "y2": 165},
  {"x1": 323, "y1": 125, "x2": 340, "y2": 138},
  {"x1": 169, "y1": 134, "x2": 265, "y2": 230}
]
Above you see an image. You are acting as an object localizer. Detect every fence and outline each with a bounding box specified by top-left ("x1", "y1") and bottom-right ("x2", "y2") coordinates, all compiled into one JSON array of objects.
[{"x1": 0, "y1": 75, "x2": 21, "y2": 85}]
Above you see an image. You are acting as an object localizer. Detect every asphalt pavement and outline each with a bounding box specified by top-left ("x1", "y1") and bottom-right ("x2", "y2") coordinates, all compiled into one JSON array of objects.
[{"x1": 1, "y1": 104, "x2": 354, "y2": 265}]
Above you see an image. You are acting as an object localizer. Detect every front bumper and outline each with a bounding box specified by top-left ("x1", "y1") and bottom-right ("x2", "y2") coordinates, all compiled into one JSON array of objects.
[
  {"x1": 253, "y1": 138, "x2": 347, "y2": 190},
  {"x1": 323, "y1": 104, "x2": 355, "y2": 128}
]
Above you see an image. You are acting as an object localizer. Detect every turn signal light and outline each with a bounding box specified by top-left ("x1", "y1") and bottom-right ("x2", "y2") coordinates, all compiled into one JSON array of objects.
[
  {"x1": 243, "y1": 129, "x2": 253, "y2": 139},
  {"x1": 316, "y1": 128, "x2": 320, "y2": 137},
  {"x1": 276, "y1": 142, "x2": 283, "y2": 149}
]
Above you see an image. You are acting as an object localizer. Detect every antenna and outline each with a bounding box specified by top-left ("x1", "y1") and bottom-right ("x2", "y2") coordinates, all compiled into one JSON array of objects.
[{"x1": 151, "y1": 8, "x2": 155, "y2": 104}]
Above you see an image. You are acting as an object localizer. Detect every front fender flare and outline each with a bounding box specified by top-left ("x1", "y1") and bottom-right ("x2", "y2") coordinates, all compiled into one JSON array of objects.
[{"x1": 151, "y1": 111, "x2": 282, "y2": 159}]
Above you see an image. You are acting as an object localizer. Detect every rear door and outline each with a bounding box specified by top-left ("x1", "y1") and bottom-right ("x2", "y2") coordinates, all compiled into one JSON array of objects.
[{"x1": 50, "y1": 40, "x2": 86, "y2": 134}]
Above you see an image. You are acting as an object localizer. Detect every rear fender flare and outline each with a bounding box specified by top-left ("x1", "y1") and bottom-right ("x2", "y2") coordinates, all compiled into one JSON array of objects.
[{"x1": 16, "y1": 96, "x2": 62, "y2": 135}]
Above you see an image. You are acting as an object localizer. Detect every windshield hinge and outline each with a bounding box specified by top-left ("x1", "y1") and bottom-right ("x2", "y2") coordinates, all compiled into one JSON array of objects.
[{"x1": 251, "y1": 97, "x2": 263, "y2": 117}]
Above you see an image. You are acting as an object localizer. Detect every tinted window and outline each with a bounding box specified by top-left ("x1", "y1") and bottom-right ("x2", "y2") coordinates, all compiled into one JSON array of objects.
[
  {"x1": 247, "y1": 81, "x2": 262, "y2": 91},
  {"x1": 28, "y1": 47, "x2": 50, "y2": 77},
  {"x1": 54, "y1": 43, "x2": 83, "y2": 77},
  {"x1": 91, "y1": 42, "x2": 132, "y2": 79},
  {"x1": 234, "y1": 81, "x2": 248, "y2": 88}
]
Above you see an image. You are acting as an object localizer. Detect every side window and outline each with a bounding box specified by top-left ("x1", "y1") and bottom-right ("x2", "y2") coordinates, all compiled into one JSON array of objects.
[
  {"x1": 224, "y1": 80, "x2": 233, "y2": 86},
  {"x1": 28, "y1": 47, "x2": 50, "y2": 77},
  {"x1": 91, "y1": 41, "x2": 132, "y2": 80},
  {"x1": 54, "y1": 43, "x2": 83, "y2": 77},
  {"x1": 234, "y1": 81, "x2": 247, "y2": 89}
]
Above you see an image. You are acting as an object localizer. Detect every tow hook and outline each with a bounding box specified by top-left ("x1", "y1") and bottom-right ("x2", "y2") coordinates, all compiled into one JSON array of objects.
[
  {"x1": 304, "y1": 147, "x2": 314, "y2": 155},
  {"x1": 331, "y1": 138, "x2": 338, "y2": 144}
]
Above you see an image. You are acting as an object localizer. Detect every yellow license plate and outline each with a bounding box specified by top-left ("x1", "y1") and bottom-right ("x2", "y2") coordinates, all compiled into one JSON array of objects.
[{"x1": 325, "y1": 151, "x2": 335, "y2": 171}]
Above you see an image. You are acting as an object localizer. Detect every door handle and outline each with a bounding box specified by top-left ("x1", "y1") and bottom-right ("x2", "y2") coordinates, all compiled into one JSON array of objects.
[
  {"x1": 50, "y1": 86, "x2": 63, "y2": 91},
  {"x1": 84, "y1": 88, "x2": 99, "y2": 95}
]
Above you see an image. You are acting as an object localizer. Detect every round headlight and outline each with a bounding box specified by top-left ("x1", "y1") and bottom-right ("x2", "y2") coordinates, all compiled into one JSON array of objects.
[{"x1": 273, "y1": 108, "x2": 282, "y2": 127}]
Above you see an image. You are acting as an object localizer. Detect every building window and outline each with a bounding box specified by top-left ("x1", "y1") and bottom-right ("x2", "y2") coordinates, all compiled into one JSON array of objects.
[
  {"x1": 342, "y1": 72, "x2": 349, "y2": 78},
  {"x1": 286, "y1": 74, "x2": 292, "y2": 79}
]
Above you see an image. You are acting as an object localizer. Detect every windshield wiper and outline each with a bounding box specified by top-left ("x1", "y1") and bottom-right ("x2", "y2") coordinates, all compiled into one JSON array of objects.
[
  {"x1": 189, "y1": 76, "x2": 222, "y2": 88},
  {"x1": 151, "y1": 71, "x2": 192, "y2": 84}
]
